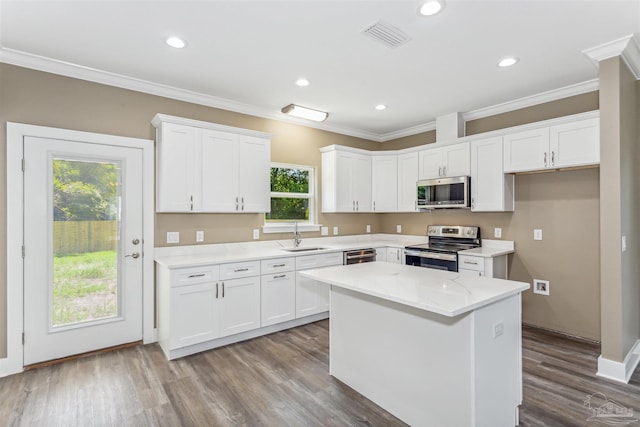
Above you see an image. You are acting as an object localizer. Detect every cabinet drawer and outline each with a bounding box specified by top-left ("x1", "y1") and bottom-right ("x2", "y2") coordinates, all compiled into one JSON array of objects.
[
  {"x1": 220, "y1": 260, "x2": 260, "y2": 280},
  {"x1": 459, "y1": 268, "x2": 483, "y2": 277},
  {"x1": 261, "y1": 257, "x2": 295, "y2": 274},
  {"x1": 321, "y1": 252, "x2": 344, "y2": 267},
  {"x1": 171, "y1": 265, "x2": 220, "y2": 287},
  {"x1": 458, "y1": 255, "x2": 484, "y2": 272},
  {"x1": 296, "y1": 252, "x2": 343, "y2": 270}
]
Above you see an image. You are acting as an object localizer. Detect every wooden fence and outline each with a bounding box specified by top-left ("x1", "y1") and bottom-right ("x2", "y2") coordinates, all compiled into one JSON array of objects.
[{"x1": 53, "y1": 221, "x2": 117, "y2": 255}]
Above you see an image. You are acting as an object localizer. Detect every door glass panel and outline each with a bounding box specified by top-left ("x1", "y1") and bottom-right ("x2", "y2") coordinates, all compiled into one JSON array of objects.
[{"x1": 52, "y1": 158, "x2": 120, "y2": 328}]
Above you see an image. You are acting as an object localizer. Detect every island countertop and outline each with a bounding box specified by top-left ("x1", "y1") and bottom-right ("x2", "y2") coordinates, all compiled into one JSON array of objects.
[{"x1": 299, "y1": 262, "x2": 529, "y2": 317}]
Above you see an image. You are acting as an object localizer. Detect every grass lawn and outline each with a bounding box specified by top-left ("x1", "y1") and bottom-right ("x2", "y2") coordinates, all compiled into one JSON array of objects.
[{"x1": 53, "y1": 250, "x2": 117, "y2": 326}]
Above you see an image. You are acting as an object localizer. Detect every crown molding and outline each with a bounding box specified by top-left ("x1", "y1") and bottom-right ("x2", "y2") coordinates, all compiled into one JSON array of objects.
[
  {"x1": 583, "y1": 33, "x2": 640, "y2": 79},
  {"x1": 0, "y1": 46, "x2": 601, "y2": 143}
]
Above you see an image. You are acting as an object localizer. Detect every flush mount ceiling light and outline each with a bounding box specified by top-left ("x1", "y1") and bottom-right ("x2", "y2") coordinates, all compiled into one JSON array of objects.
[
  {"x1": 295, "y1": 78, "x2": 311, "y2": 87},
  {"x1": 498, "y1": 57, "x2": 519, "y2": 67},
  {"x1": 281, "y1": 104, "x2": 328, "y2": 122},
  {"x1": 418, "y1": 0, "x2": 445, "y2": 16},
  {"x1": 375, "y1": 104, "x2": 388, "y2": 111},
  {"x1": 166, "y1": 36, "x2": 186, "y2": 49}
]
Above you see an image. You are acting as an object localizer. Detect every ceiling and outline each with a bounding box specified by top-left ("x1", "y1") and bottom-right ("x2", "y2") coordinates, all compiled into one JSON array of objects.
[{"x1": 1, "y1": 1, "x2": 639, "y2": 141}]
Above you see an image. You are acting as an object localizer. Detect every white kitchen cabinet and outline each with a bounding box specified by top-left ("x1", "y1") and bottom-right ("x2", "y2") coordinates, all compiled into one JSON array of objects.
[
  {"x1": 503, "y1": 117, "x2": 599, "y2": 173},
  {"x1": 386, "y1": 247, "x2": 404, "y2": 264},
  {"x1": 321, "y1": 146, "x2": 371, "y2": 212},
  {"x1": 295, "y1": 252, "x2": 343, "y2": 317},
  {"x1": 397, "y1": 151, "x2": 419, "y2": 212},
  {"x1": 260, "y1": 257, "x2": 295, "y2": 327},
  {"x1": 470, "y1": 136, "x2": 514, "y2": 212},
  {"x1": 458, "y1": 254, "x2": 508, "y2": 279},
  {"x1": 375, "y1": 247, "x2": 387, "y2": 262},
  {"x1": 218, "y1": 275, "x2": 261, "y2": 337},
  {"x1": 170, "y1": 282, "x2": 219, "y2": 349},
  {"x1": 418, "y1": 142, "x2": 470, "y2": 180},
  {"x1": 153, "y1": 114, "x2": 271, "y2": 213},
  {"x1": 372, "y1": 154, "x2": 398, "y2": 212}
]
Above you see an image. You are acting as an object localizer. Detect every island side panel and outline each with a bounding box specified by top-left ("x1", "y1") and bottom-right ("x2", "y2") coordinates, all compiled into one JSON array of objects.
[
  {"x1": 472, "y1": 294, "x2": 522, "y2": 426},
  {"x1": 329, "y1": 285, "x2": 474, "y2": 427}
]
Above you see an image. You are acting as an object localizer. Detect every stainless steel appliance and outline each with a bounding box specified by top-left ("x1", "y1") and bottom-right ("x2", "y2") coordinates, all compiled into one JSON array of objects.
[
  {"x1": 343, "y1": 248, "x2": 377, "y2": 265},
  {"x1": 417, "y1": 176, "x2": 470, "y2": 209},
  {"x1": 405, "y1": 225, "x2": 480, "y2": 272}
]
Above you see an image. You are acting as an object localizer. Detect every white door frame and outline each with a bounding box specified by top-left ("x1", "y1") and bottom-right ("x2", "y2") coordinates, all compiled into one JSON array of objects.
[{"x1": 2, "y1": 122, "x2": 155, "y2": 377}]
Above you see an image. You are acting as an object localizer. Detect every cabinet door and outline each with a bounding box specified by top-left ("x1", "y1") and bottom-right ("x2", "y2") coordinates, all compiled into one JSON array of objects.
[
  {"x1": 335, "y1": 151, "x2": 355, "y2": 212},
  {"x1": 372, "y1": 155, "x2": 397, "y2": 212},
  {"x1": 261, "y1": 272, "x2": 295, "y2": 327},
  {"x1": 418, "y1": 148, "x2": 443, "y2": 179},
  {"x1": 352, "y1": 153, "x2": 372, "y2": 212},
  {"x1": 170, "y1": 282, "x2": 219, "y2": 349},
  {"x1": 376, "y1": 247, "x2": 388, "y2": 262},
  {"x1": 471, "y1": 137, "x2": 514, "y2": 212},
  {"x1": 397, "y1": 152, "x2": 418, "y2": 212},
  {"x1": 219, "y1": 276, "x2": 261, "y2": 337},
  {"x1": 549, "y1": 118, "x2": 599, "y2": 168},
  {"x1": 237, "y1": 135, "x2": 270, "y2": 212},
  {"x1": 295, "y1": 272, "x2": 327, "y2": 318},
  {"x1": 443, "y1": 142, "x2": 470, "y2": 177},
  {"x1": 387, "y1": 247, "x2": 403, "y2": 264},
  {"x1": 503, "y1": 128, "x2": 549, "y2": 172},
  {"x1": 200, "y1": 129, "x2": 237, "y2": 212},
  {"x1": 156, "y1": 123, "x2": 197, "y2": 212}
]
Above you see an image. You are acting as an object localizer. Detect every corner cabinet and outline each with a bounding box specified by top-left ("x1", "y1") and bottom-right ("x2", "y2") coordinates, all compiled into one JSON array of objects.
[
  {"x1": 371, "y1": 154, "x2": 398, "y2": 212},
  {"x1": 321, "y1": 145, "x2": 372, "y2": 213},
  {"x1": 397, "y1": 152, "x2": 419, "y2": 212},
  {"x1": 152, "y1": 114, "x2": 271, "y2": 213},
  {"x1": 470, "y1": 136, "x2": 514, "y2": 212}
]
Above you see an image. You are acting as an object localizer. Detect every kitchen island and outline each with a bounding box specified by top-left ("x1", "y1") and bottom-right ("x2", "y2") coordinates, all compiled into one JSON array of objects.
[{"x1": 300, "y1": 262, "x2": 530, "y2": 427}]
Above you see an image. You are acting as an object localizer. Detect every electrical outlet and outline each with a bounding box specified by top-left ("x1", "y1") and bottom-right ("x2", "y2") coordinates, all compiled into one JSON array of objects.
[
  {"x1": 321, "y1": 226, "x2": 329, "y2": 236},
  {"x1": 333, "y1": 226, "x2": 339, "y2": 235},
  {"x1": 396, "y1": 224, "x2": 402, "y2": 233},
  {"x1": 196, "y1": 230, "x2": 204, "y2": 242},
  {"x1": 166, "y1": 232, "x2": 180, "y2": 244},
  {"x1": 366, "y1": 224, "x2": 371, "y2": 233},
  {"x1": 622, "y1": 235, "x2": 627, "y2": 252},
  {"x1": 533, "y1": 279, "x2": 550, "y2": 295},
  {"x1": 533, "y1": 229, "x2": 543, "y2": 241},
  {"x1": 493, "y1": 321, "x2": 504, "y2": 338},
  {"x1": 253, "y1": 229, "x2": 260, "y2": 240},
  {"x1": 494, "y1": 227, "x2": 502, "y2": 238}
]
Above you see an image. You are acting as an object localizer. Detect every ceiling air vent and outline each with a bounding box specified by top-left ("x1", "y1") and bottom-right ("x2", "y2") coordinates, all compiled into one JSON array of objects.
[{"x1": 362, "y1": 20, "x2": 411, "y2": 49}]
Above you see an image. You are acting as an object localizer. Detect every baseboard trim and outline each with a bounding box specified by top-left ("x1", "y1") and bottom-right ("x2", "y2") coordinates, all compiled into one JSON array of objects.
[{"x1": 597, "y1": 339, "x2": 640, "y2": 383}]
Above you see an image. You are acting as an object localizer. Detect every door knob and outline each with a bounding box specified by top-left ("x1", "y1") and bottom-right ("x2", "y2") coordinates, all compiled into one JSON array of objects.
[{"x1": 125, "y1": 252, "x2": 140, "y2": 259}]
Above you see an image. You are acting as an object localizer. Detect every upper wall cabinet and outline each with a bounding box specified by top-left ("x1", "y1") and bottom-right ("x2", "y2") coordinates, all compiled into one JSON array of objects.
[
  {"x1": 470, "y1": 136, "x2": 514, "y2": 212},
  {"x1": 153, "y1": 114, "x2": 271, "y2": 213},
  {"x1": 372, "y1": 154, "x2": 398, "y2": 212},
  {"x1": 397, "y1": 152, "x2": 419, "y2": 212},
  {"x1": 418, "y1": 142, "x2": 470, "y2": 180},
  {"x1": 503, "y1": 117, "x2": 599, "y2": 173},
  {"x1": 321, "y1": 146, "x2": 371, "y2": 213}
]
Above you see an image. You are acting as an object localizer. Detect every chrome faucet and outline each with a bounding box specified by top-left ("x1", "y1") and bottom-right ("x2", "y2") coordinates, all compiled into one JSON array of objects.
[{"x1": 294, "y1": 222, "x2": 302, "y2": 247}]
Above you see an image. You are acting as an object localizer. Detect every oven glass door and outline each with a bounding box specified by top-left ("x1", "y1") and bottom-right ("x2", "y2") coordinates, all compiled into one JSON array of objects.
[{"x1": 405, "y1": 250, "x2": 458, "y2": 272}]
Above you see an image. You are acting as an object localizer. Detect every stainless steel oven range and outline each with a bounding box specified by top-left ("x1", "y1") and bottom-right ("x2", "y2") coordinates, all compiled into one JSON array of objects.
[{"x1": 404, "y1": 225, "x2": 480, "y2": 272}]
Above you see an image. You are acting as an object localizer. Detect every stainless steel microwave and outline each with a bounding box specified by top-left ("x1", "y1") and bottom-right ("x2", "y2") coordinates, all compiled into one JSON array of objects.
[{"x1": 417, "y1": 176, "x2": 470, "y2": 209}]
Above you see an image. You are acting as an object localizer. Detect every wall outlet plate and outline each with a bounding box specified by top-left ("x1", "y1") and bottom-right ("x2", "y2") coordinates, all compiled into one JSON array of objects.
[
  {"x1": 333, "y1": 226, "x2": 339, "y2": 235},
  {"x1": 494, "y1": 227, "x2": 502, "y2": 238},
  {"x1": 533, "y1": 279, "x2": 550, "y2": 295},
  {"x1": 196, "y1": 230, "x2": 204, "y2": 242},
  {"x1": 321, "y1": 226, "x2": 329, "y2": 236},
  {"x1": 167, "y1": 231, "x2": 179, "y2": 244},
  {"x1": 253, "y1": 229, "x2": 260, "y2": 240},
  {"x1": 533, "y1": 229, "x2": 543, "y2": 241},
  {"x1": 366, "y1": 224, "x2": 371, "y2": 233},
  {"x1": 493, "y1": 321, "x2": 504, "y2": 338},
  {"x1": 396, "y1": 224, "x2": 402, "y2": 233}
]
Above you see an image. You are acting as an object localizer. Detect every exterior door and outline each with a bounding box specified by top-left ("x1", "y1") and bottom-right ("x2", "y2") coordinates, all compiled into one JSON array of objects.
[{"x1": 23, "y1": 136, "x2": 143, "y2": 365}]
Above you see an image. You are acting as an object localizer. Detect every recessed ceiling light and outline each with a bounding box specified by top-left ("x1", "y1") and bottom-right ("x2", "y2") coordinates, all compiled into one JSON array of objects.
[
  {"x1": 166, "y1": 37, "x2": 186, "y2": 49},
  {"x1": 296, "y1": 78, "x2": 311, "y2": 87},
  {"x1": 375, "y1": 104, "x2": 387, "y2": 111},
  {"x1": 498, "y1": 57, "x2": 519, "y2": 68},
  {"x1": 418, "y1": 0, "x2": 445, "y2": 16}
]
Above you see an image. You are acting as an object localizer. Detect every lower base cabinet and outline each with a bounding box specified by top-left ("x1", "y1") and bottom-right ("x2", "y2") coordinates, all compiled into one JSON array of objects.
[
  {"x1": 295, "y1": 252, "x2": 343, "y2": 318},
  {"x1": 458, "y1": 254, "x2": 508, "y2": 279},
  {"x1": 170, "y1": 282, "x2": 219, "y2": 349},
  {"x1": 261, "y1": 271, "x2": 295, "y2": 326},
  {"x1": 219, "y1": 276, "x2": 261, "y2": 337}
]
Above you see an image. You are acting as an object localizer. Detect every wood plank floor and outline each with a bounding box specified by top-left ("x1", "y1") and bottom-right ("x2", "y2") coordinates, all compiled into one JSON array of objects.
[{"x1": 1, "y1": 320, "x2": 639, "y2": 426}]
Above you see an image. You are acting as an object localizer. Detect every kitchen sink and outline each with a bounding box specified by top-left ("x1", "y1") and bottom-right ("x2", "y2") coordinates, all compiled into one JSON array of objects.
[{"x1": 282, "y1": 247, "x2": 327, "y2": 252}]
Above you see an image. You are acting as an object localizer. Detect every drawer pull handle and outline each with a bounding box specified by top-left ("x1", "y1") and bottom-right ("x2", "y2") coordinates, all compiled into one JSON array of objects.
[
  {"x1": 273, "y1": 274, "x2": 286, "y2": 279},
  {"x1": 273, "y1": 263, "x2": 286, "y2": 268},
  {"x1": 463, "y1": 260, "x2": 478, "y2": 265},
  {"x1": 216, "y1": 283, "x2": 219, "y2": 299},
  {"x1": 234, "y1": 268, "x2": 249, "y2": 272},
  {"x1": 188, "y1": 273, "x2": 206, "y2": 278},
  {"x1": 222, "y1": 282, "x2": 225, "y2": 298}
]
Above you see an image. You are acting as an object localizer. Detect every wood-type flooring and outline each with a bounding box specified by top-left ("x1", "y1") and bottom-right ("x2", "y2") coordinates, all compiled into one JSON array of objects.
[{"x1": 1, "y1": 320, "x2": 639, "y2": 426}]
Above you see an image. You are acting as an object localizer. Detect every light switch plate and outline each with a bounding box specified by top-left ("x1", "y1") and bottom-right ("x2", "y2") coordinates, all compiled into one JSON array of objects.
[
  {"x1": 167, "y1": 232, "x2": 180, "y2": 244},
  {"x1": 196, "y1": 230, "x2": 204, "y2": 242},
  {"x1": 321, "y1": 227, "x2": 329, "y2": 236},
  {"x1": 396, "y1": 224, "x2": 402, "y2": 233},
  {"x1": 622, "y1": 235, "x2": 627, "y2": 252},
  {"x1": 494, "y1": 228, "x2": 502, "y2": 238},
  {"x1": 366, "y1": 224, "x2": 371, "y2": 233},
  {"x1": 533, "y1": 229, "x2": 543, "y2": 241},
  {"x1": 253, "y1": 229, "x2": 260, "y2": 240}
]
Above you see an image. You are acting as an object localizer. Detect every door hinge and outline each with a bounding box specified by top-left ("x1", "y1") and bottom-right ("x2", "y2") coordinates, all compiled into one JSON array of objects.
[
  {"x1": 22, "y1": 245, "x2": 25, "y2": 258},
  {"x1": 22, "y1": 332, "x2": 25, "y2": 345},
  {"x1": 21, "y1": 158, "x2": 25, "y2": 172}
]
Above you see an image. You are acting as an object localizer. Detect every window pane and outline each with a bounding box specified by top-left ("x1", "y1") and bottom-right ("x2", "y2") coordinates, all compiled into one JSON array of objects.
[
  {"x1": 266, "y1": 197, "x2": 309, "y2": 221},
  {"x1": 270, "y1": 167, "x2": 309, "y2": 193}
]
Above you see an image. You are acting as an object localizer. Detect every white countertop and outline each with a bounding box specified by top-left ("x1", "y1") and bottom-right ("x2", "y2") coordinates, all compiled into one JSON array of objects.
[
  {"x1": 459, "y1": 239, "x2": 515, "y2": 258},
  {"x1": 300, "y1": 262, "x2": 528, "y2": 317}
]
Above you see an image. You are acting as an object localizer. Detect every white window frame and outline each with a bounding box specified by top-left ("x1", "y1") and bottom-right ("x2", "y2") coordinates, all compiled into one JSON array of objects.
[{"x1": 263, "y1": 162, "x2": 320, "y2": 233}]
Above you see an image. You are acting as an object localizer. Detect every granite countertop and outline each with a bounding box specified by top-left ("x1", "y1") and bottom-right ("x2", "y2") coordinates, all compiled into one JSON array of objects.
[{"x1": 300, "y1": 262, "x2": 529, "y2": 317}]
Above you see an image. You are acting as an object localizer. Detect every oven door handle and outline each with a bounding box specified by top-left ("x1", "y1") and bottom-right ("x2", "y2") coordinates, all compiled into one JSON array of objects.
[{"x1": 404, "y1": 250, "x2": 457, "y2": 262}]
